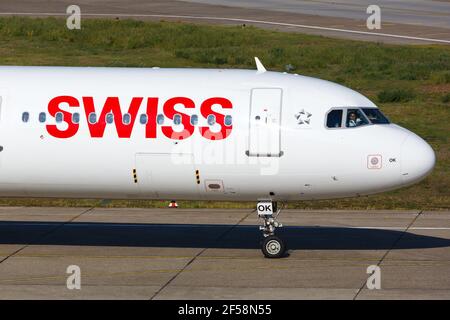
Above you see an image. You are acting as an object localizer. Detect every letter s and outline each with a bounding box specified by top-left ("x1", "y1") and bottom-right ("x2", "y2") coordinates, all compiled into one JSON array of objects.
[
  {"x1": 200, "y1": 97, "x2": 232, "y2": 140},
  {"x1": 162, "y1": 97, "x2": 195, "y2": 140},
  {"x1": 46, "y1": 96, "x2": 80, "y2": 138}
]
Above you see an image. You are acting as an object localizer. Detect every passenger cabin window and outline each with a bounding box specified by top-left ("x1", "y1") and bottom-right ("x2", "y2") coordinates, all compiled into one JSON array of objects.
[
  {"x1": 190, "y1": 115, "x2": 198, "y2": 126},
  {"x1": 55, "y1": 112, "x2": 63, "y2": 123},
  {"x1": 22, "y1": 112, "x2": 29, "y2": 123},
  {"x1": 39, "y1": 112, "x2": 46, "y2": 123},
  {"x1": 173, "y1": 114, "x2": 181, "y2": 125},
  {"x1": 123, "y1": 113, "x2": 131, "y2": 125},
  {"x1": 88, "y1": 112, "x2": 97, "y2": 124},
  {"x1": 139, "y1": 114, "x2": 147, "y2": 124},
  {"x1": 157, "y1": 114, "x2": 164, "y2": 125},
  {"x1": 207, "y1": 114, "x2": 216, "y2": 126},
  {"x1": 72, "y1": 112, "x2": 80, "y2": 124},
  {"x1": 326, "y1": 110, "x2": 343, "y2": 128},
  {"x1": 224, "y1": 115, "x2": 232, "y2": 126},
  {"x1": 106, "y1": 113, "x2": 114, "y2": 124},
  {"x1": 361, "y1": 108, "x2": 390, "y2": 124},
  {"x1": 346, "y1": 109, "x2": 369, "y2": 128}
]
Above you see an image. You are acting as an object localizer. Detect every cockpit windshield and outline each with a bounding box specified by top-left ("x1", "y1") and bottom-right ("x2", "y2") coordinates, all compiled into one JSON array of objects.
[
  {"x1": 326, "y1": 107, "x2": 390, "y2": 129},
  {"x1": 361, "y1": 108, "x2": 390, "y2": 124},
  {"x1": 346, "y1": 109, "x2": 369, "y2": 128}
]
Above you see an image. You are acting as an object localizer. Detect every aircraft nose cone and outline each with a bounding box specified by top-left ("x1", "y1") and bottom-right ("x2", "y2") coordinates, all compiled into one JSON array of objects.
[{"x1": 401, "y1": 134, "x2": 435, "y2": 185}]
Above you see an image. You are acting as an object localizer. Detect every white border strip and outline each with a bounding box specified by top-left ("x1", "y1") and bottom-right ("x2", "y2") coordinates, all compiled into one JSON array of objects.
[{"x1": 0, "y1": 12, "x2": 449, "y2": 44}]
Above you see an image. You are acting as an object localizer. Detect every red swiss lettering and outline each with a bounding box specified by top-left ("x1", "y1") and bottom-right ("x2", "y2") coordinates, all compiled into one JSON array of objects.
[
  {"x1": 46, "y1": 95, "x2": 233, "y2": 141},
  {"x1": 46, "y1": 95, "x2": 80, "y2": 138},
  {"x1": 82, "y1": 96, "x2": 143, "y2": 138},
  {"x1": 199, "y1": 97, "x2": 233, "y2": 140},
  {"x1": 145, "y1": 97, "x2": 158, "y2": 139},
  {"x1": 161, "y1": 97, "x2": 195, "y2": 140}
]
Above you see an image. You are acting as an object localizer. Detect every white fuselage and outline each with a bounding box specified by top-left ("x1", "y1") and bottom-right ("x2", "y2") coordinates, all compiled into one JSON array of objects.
[{"x1": 0, "y1": 66, "x2": 435, "y2": 201}]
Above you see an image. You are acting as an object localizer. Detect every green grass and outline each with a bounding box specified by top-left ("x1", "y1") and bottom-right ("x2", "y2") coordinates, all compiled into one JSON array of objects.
[
  {"x1": 378, "y1": 88, "x2": 416, "y2": 103},
  {"x1": 442, "y1": 93, "x2": 450, "y2": 103},
  {"x1": 0, "y1": 16, "x2": 449, "y2": 210}
]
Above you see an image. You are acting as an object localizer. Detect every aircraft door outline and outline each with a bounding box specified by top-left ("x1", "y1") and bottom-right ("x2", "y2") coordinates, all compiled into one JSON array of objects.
[{"x1": 247, "y1": 88, "x2": 283, "y2": 157}]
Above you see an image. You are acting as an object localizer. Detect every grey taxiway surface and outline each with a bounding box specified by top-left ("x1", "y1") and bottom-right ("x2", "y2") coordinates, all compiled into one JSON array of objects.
[
  {"x1": 0, "y1": 207, "x2": 449, "y2": 299},
  {"x1": 183, "y1": 0, "x2": 450, "y2": 29},
  {"x1": 0, "y1": 0, "x2": 449, "y2": 44}
]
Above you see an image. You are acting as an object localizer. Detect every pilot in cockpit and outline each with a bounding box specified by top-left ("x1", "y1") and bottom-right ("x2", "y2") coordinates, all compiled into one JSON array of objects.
[{"x1": 347, "y1": 111, "x2": 362, "y2": 127}]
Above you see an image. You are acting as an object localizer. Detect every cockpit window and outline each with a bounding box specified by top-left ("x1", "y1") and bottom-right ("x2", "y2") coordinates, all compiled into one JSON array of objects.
[
  {"x1": 326, "y1": 107, "x2": 390, "y2": 129},
  {"x1": 346, "y1": 109, "x2": 369, "y2": 128},
  {"x1": 361, "y1": 108, "x2": 390, "y2": 124},
  {"x1": 326, "y1": 110, "x2": 343, "y2": 128}
]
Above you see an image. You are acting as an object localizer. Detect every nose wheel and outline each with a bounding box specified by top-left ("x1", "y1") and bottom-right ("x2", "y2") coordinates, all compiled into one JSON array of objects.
[
  {"x1": 257, "y1": 201, "x2": 287, "y2": 258},
  {"x1": 261, "y1": 235, "x2": 285, "y2": 259}
]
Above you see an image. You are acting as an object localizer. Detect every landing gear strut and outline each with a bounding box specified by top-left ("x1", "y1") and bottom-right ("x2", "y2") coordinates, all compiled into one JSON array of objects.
[{"x1": 257, "y1": 201, "x2": 286, "y2": 258}]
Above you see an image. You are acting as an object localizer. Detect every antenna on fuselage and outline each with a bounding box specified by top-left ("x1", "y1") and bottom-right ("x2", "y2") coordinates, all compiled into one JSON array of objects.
[{"x1": 254, "y1": 57, "x2": 266, "y2": 74}]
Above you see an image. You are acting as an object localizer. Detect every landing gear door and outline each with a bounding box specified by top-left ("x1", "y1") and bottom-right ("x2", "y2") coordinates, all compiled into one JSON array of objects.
[{"x1": 247, "y1": 88, "x2": 283, "y2": 157}]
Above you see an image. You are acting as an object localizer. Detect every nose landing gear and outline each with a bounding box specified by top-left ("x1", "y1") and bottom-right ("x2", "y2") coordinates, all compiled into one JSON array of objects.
[
  {"x1": 261, "y1": 235, "x2": 286, "y2": 259},
  {"x1": 257, "y1": 201, "x2": 286, "y2": 258}
]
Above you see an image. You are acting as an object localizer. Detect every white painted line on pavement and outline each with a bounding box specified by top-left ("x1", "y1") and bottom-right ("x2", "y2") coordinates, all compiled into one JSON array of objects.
[{"x1": 0, "y1": 12, "x2": 449, "y2": 44}]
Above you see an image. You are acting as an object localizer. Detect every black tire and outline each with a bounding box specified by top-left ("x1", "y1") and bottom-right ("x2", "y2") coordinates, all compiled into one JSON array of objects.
[{"x1": 261, "y1": 235, "x2": 285, "y2": 258}]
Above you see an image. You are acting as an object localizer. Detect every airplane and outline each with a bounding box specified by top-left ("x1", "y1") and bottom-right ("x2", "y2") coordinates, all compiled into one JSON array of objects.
[{"x1": 0, "y1": 58, "x2": 435, "y2": 258}]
